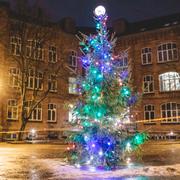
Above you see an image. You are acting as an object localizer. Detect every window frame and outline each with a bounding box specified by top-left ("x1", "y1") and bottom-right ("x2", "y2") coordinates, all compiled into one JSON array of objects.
[
  {"x1": 27, "y1": 69, "x2": 43, "y2": 90},
  {"x1": 144, "y1": 104, "x2": 155, "y2": 123},
  {"x1": 49, "y1": 45, "x2": 57, "y2": 63},
  {"x1": 68, "y1": 77, "x2": 78, "y2": 94},
  {"x1": 48, "y1": 74, "x2": 57, "y2": 92},
  {"x1": 47, "y1": 103, "x2": 57, "y2": 122},
  {"x1": 141, "y1": 47, "x2": 152, "y2": 65},
  {"x1": 161, "y1": 102, "x2": 180, "y2": 123},
  {"x1": 143, "y1": 75, "x2": 154, "y2": 94},
  {"x1": 159, "y1": 72, "x2": 180, "y2": 92},
  {"x1": 7, "y1": 99, "x2": 18, "y2": 120},
  {"x1": 26, "y1": 39, "x2": 44, "y2": 61},
  {"x1": 68, "y1": 50, "x2": 78, "y2": 71},
  {"x1": 157, "y1": 42, "x2": 178, "y2": 63},
  {"x1": 25, "y1": 101, "x2": 42, "y2": 122},
  {"x1": 9, "y1": 67, "x2": 20, "y2": 88},
  {"x1": 10, "y1": 35, "x2": 21, "y2": 56}
]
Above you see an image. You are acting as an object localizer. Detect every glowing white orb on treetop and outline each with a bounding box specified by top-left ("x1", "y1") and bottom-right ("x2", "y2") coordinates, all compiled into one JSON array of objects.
[{"x1": 94, "y1": 5, "x2": 106, "y2": 16}]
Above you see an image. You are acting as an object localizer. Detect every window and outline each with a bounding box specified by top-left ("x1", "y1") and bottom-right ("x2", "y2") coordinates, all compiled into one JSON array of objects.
[
  {"x1": 35, "y1": 72, "x2": 43, "y2": 90},
  {"x1": 69, "y1": 77, "x2": 78, "y2": 94},
  {"x1": 68, "y1": 109, "x2": 77, "y2": 123},
  {"x1": 10, "y1": 36, "x2": 21, "y2": 56},
  {"x1": 48, "y1": 74, "x2": 57, "y2": 92},
  {"x1": 9, "y1": 67, "x2": 20, "y2": 87},
  {"x1": 119, "y1": 56, "x2": 128, "y2": 69},
  {"x1": 161, "y1": 102, "x2": 180, "y2": 123},
  {"x1": 27, "y1": 69, "x2": 43, "y2": 90},
  {"x1": 143, "y1": 75, "x2": 154, "y2": 93},
  {"x1": 49, "y1": 46, "x2": 57, "y2": 63},
  {"x1": 159, "y1": 72, "x2": 180, "y2": 92},
  {"x1": 144, "y1": 105, "x2": 155, "y2": 122},
  {"x1": 7, "y1": 99, "x2": 18, "y2": 120},
  {"x1": 141, "y1": 48, "x2": 152, "y2": 65},
  {"x1": 158, "y1": 43, "x2": 178, "y2": 63},
  {"x1": 68, "y1": 50, "x2": 77, "y2": 71},
  {"x1": 26, "y1": 40, "x2": 44, "y2": 61},
  {"x1": 48, "y1": 104, "x2": 57, "y2": 122},
  {"x1": 25, "y1": 101, "x2": 42, "y2": 121}
]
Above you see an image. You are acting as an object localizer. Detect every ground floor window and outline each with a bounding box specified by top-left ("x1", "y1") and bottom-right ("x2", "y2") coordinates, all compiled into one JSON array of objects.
[
  {"x1": 161, "y1": 102, "x2": 180, "y2": 123},
  {"x1": 48, "y1": 103, "x2": 57, "y2": 122}
]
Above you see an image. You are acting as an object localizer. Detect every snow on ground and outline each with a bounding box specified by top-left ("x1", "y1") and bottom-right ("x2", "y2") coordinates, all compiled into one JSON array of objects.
[{"x1": 41, "y1": 158, "x2": 180, "y2": 179}]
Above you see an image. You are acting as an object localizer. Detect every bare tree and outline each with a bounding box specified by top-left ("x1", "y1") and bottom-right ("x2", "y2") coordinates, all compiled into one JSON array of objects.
[{"x1": 3, "y1": 1, "x2": 67, "y2": 140}]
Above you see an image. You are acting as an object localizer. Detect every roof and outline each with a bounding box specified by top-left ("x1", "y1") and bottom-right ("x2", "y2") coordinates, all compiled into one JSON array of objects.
[{"x1": 77, "y1": 12, "x2": 180, "y2": 36}]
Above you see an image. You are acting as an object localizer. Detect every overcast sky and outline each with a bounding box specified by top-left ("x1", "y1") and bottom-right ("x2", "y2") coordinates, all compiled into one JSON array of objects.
[{"x1": 3, "y1": 0, "x2": 180, "y2": 26}]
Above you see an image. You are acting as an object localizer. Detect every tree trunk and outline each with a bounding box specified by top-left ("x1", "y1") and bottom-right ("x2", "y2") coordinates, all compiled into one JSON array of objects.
[{"x1": 18, "y1": 120, "x2": 27, "y2": 141}]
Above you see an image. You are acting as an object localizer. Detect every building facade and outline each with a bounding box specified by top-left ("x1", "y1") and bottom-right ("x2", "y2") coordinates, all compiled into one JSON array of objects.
[
  {"x1": 115, "y1": 14, "x2": 180, "y2": 139},
  {"x1": 0, "y1": 3, "x2": 80, "y2": 140},
  {"x1": 0, "y1": 2, "x2": 180, "y2": 140}
]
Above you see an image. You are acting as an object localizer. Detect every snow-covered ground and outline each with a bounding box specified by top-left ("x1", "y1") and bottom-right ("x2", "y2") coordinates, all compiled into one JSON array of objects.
[
  {"x1": 0, "y1": 142, "x2": 179, "y2": 179},
  {"x1": 41, "y1": 158, "x2": 180, "y2": 179}
]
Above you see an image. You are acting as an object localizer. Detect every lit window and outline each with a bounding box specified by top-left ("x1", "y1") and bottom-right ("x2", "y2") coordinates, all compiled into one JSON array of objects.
[
  {"x1": 49, "y1": 46, "x2": 57, "y2": 63},
  {"x1": 27, "y1": 69, "x2": 43, "y2": 90},
  {"x1": 69, "y1": 108, "x2": 77, "y2": 123},
  {"x1": 141, "y1": 48, "x2": 152, "y2": 65},
  {"x1": 158, "y1": 43, "x2": 178, "y2": 63},
  {"x1": 25, "y1": 101, "x2": 42, "y2": 121},
  {"x1": 143, "y1": 75, "x2": 154, "y2": 93},
  {"x1": 68, "y1": 50, "x2": 77, "y2": 71},
  {"x1": 159, "y1": 72, "x2": 180, "y2": 92},
  {"x1": 69, "y1": 77, "x2": 78, "y2": 94},
  {"x1": 144, "y1": 104, "x2": 155, "y2": 122},
  {"x1": 161, "y1": 102, "x2": 180, "y2": 123},
  {"x1": 48, "y1": 103, "x2": 57, "y2": 122},
  {"x1": 48, "y1": 74, "x2": 57, "y2": 92},
  {"x1": 26, "y1": 40, "x2": 44, "y2": 61},
  {"x1": 7, "y1": 99, "x2": 18, "y2": 120},
  {"x1": 9, "y1": 67, "x2": 20, "y2": 87},
  {"x1": 10, "y1": 36, "x2": 21, "y2": 56}
]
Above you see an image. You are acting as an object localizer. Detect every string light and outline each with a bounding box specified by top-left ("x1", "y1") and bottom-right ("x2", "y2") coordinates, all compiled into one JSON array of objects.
[{"x1": 67, "y1": 5, "x2": 148, "y2": 170}]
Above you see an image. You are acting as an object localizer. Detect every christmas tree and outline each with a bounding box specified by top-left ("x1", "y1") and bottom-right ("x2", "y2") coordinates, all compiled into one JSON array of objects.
[{"x1": 67, "y1": 6, "x2": 148, "y2": 170}]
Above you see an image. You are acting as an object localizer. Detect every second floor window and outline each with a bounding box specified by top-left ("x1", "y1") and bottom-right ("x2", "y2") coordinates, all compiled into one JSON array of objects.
[
  {"x1": 7, "y1": 99, "x2": 18, "y2": 120},
  {"x1": 69, "y1": 77, "x2": 78, "y2": 94},
  {"x1": 158, "y1": 43, "x2": 178, "y2": 63},
  {"x1": 25, "y1": 101, "x2": 42, "y2": 121},
  {"x1": 48, "y1": 74, "x2": 57, "y2": 92},
  {"x1": 48, "y1": 103, "x2": 57, "y2": 122},
  {"x1": 68, "y1": 50, "x2": 77, "y2": 71},
  {"x1": 143, "y1": 75, "x2": 154, "y2": 93},
  {"x1": 9, "y1": 67, "x2": 20, "y2": 87},
  {"x1": 161, "y1": 102, "x2": 180, "y2": 123},
  {"x1": 144, "y1": 104, "x2": 155, "y2": 121},
  {"x1": 49, "y1": 46, "x2": 57, "y2": 63},
  {"x1": 10, "y1": 36, "x2": 21, "y2": 56},
  {"x1": 27, "y1": 69, "x2": 43, "y2": 90},
  {"x1": 141, "y1": 47, "x2": 152, "y2": 65},
  {"x1": 26, "y1": 40, "x2": 43, "y2": 61},
  {"x1": 159, "y1": 72, "x2": 180, "y2": 92}
]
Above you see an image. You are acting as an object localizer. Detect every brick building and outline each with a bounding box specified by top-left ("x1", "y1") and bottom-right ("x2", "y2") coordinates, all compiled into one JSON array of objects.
[
  {"x1": 0, "y1": 2, "x2": 80, "y2": 140},
  {"x1": 0, "y1": 2, "x2": 180, "y2": 140},
  {"x1": 114, "y1": 14, "x2": 180, "y2": 139}
]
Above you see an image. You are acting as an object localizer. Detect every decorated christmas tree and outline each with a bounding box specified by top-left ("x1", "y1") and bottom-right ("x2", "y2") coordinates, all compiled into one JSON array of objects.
[{"x1": 67, "y1": 6, "x2": 148, "y2": 170}]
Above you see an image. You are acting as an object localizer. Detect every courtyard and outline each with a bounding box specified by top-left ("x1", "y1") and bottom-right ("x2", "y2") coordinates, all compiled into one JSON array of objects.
[{"x1": 0, "y1": 141, "x2": 179, "y2": 179}]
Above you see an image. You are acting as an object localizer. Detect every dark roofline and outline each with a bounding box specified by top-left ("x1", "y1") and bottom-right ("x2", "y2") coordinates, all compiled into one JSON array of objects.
[{"x1": 77, "y1": 12, "x2": 180, "y2": 36}]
